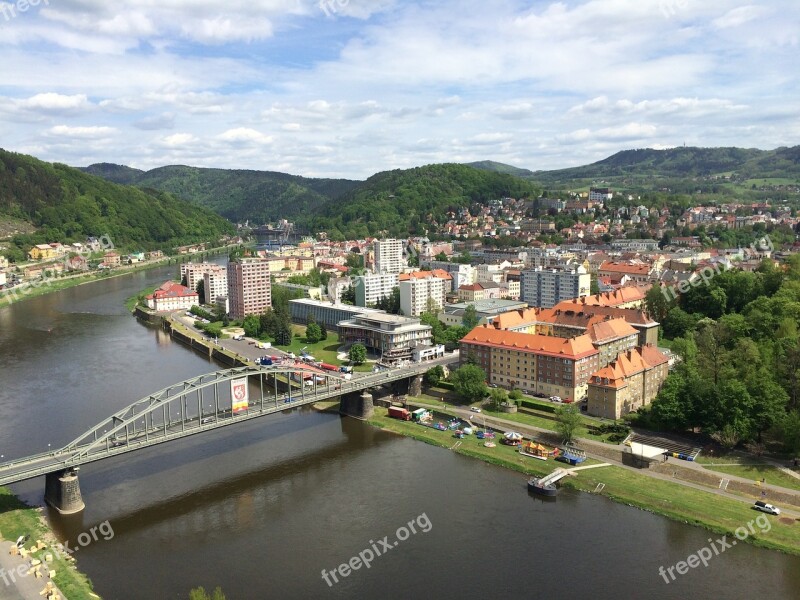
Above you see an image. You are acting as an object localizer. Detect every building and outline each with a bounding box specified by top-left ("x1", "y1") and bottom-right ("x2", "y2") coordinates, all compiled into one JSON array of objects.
[
  {"x1": 183, "y1": 263, "x2": 222, "y2": 294},
  {"x1": 457, "y1": 283, "x2": 488, "y2": 303},
  {"x1": 203, "y1": 266, "x2": 228, "y2": 306},
  {"x1": 438, "y1": 299, "x2": 528, "y2": 328},
  {"x1": 611, "y1": 239, "x2": 660, "y2": 252},
  {"x1": 27, "y1": 244, "x2": 59, "y2": 261},
  {"x1": 421, "y1": 261, "x2": 475, "y2": 288},
  {"x1": 484, "y1": 307, "x2": 541, "y2": 334},
  {"x1": 289, "y1": 298, "x2": 384, "y2": 330},
  {"x1": 374, "y1": 239, "x2": 406, "y2": 274},
  {"x1": 586, "y1": 318, "x2": 640, "y2": 367},
  {"x1": 399, "y1": 270, "x2": 452, "y2": 316},
  {"x1": 0, "y1": 256, "x2": 8, "y2": 269},
  {"x1": 146, "y1": 281, "x2": 199, "y2": 312},
  {"x1": 460, "y1": 326, "x2": 600, "y2": 401},
  {"x1": 554, "y1": 285, "x2": 650, "y2": 310},
  {"x1": 520, "y1": 266, "x2": 590, "y2": 308},
  {"x1": 355, "y1": 273, "x2": 399, "y2": 307},
  {"x1": 546, "y1": 305, "x2": 660, "y2": 346},
  {"x1": 103, "y1": 252, "x2": 121, "y2": 267},
  {"x1": 227, "y1": 258, "x2": 271, "y2": 319},
  {"x1": 338, "y1": 313, "x2": 433, "y2": 362},
  {"x1": 587, "y1": 345, "x2": 670, "y2": 419},
  {"x1": 598, "y1": 261, "x2": 656, "y2": 284},
  {"x1": 589, "y1": 187, "x2": 613, "y2": 202}
]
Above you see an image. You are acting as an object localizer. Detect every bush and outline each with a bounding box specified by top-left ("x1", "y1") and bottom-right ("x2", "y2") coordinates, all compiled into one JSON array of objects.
[{"x1": 508, "y1": 389, "x2": 523, "y2": 401}]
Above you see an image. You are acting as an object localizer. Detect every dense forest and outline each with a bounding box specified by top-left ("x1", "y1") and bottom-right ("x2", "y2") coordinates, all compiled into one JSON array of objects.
[
  {"x1": 0, "y1": 149, "x2": 234, "y2": 261},
  {"x1": 641, "y1": 258, "x2": 800, "y2": 454},
  {"x1": 304, "y1": 163, "x2": 539, "y2": 240},
  {"x1": 81, "y1": 163, "x2": 361, "y2": 224}
]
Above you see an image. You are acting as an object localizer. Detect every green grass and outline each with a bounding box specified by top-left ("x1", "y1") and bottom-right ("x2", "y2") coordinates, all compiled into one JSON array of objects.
[
  {"x1": 0, "y1": 487, "x2": 98, "y2": 599},
  {"x1": 700, "y1": 464, "x2": 800, "y2": 493},
  {"x1": 124, "y1": 284, "x2": 158, "y2": 312},
  {"x1": 367, "y1": 409, "x2": 800, "y2": 556},
  {"x1": 271, "y1": 326, "x2": 373, "y2": 370}
]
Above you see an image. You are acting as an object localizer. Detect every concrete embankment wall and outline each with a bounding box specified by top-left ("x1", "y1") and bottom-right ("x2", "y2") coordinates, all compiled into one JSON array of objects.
[
  {"x1": 163, "y1": 320, "x2": 247, "y2": 367},
  {"x1": 133, "y1": 306, "x2": 163, "y2": 325}
]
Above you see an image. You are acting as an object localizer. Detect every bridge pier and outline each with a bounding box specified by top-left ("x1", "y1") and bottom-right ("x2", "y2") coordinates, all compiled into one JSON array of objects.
[
  {"x1": 45, "y1": 469, "x2": 85, "y2": 515},
  {"x1": 339, "y1": 390, "x2": 374, "y2": 420},
  {"x1": 408, "y1": 374, "x2": 422, "y2": 397}
]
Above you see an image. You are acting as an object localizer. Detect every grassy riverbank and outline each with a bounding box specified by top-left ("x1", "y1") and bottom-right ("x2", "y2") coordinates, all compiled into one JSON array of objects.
[
  {"x1": 0, "y1": 488, "x2": 98, "y2": 599},
  {"x1": 366, "y1": 407, "x2": 800, "y2": 556}
]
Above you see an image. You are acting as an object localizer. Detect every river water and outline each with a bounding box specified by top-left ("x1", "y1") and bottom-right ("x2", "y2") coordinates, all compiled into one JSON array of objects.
[{"x1": 1, "y1": 263, "x2": 799, "y2": 599}]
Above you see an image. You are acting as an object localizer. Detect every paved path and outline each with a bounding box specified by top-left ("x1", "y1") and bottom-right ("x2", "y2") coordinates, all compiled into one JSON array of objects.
[
  {"x1": 0, "y1": 540, "x2": 66, "y2": 600},
  {"x1": 409, "y1": 401, "x2": 800, "y2": 518}
]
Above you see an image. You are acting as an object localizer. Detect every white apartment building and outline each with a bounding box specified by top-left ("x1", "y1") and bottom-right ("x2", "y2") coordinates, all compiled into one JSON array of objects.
[
  {"x1": 520, "y1": 266, "x2": 590, "y2": 308},
  {"x1": 423, "y1": 260, "x2": 475, "y2": 288},
  {"x1": 203, "y1": 266, "x2": 228, "y2": 306},
  {"x1": 399, "y1": 271, "x2": 451, "y2": 316},
  {"x1": 355, "y1": 273, "x2": 399, "y2": 307},
  {"x1": 374, "y1": 239, "x2": 406, "y2": 274},
  {"x1": 182, "y1": 262, "x2": 221, "y2": 293}
]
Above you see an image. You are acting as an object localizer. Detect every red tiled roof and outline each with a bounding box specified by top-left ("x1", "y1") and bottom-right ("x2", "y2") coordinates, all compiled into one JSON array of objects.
[{"x1": 461, "y1": 326, "x2": 598, "y2": 359}]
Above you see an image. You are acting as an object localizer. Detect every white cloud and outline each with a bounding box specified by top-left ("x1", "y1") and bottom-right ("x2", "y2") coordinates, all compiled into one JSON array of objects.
[{"x1": 46, "y1": 125, "x2": 116, "y2": 139}]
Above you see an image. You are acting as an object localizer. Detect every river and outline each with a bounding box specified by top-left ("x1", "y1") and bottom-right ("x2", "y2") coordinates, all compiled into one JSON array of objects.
[{"x1": 1, "y1": 263, "x2": 799, "y2": 599}]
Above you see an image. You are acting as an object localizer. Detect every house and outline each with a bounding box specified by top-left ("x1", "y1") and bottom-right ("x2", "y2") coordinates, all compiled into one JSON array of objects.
[
  {"x1": 103, "y1": 252, "x2": 121, "y2": 267},
  {"x1": 28, "y1": 244, "x2": 59, "y2": 261},
  {"x1": 146, "y1": 281, "x2": 199, "y2": 312}
]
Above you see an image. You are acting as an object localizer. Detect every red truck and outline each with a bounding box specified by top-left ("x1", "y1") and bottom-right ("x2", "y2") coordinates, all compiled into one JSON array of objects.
[
  {"x1": 388, "y1": 406, "x2": 411, "y2": 421},
  {"x1": 319, "y1": 363, "x2": 339, "y2": 372}
]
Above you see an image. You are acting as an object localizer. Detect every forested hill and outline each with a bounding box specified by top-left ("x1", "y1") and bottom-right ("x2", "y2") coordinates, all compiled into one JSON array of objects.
[
  {"x1": 304, "y1": 163, "x2": 539, "y2": 240},
  {"x1": 0, "y1": 149, "x2": 234, "y2": 261},
  {"x1": 81, "y1": 163, "x2": 362, "y2": 224},
  {"x1": 470, "y1": 146, "x2": 800, "y2": 191}
]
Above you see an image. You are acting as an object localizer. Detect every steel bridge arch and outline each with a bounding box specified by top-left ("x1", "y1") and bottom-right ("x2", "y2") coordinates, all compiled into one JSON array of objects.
[{"x1": 57, "y1": 364, "x2": 346, "y2": 465}]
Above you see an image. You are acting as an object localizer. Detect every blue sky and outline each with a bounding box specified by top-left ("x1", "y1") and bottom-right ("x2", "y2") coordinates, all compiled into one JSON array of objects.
[{"x1": 0, "y1": 0, "x2": 797, "y2": 179}]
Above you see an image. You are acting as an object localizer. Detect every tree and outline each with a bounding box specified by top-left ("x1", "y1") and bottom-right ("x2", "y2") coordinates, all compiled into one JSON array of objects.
[
  {"x1": 462, "y1": 304, "x2": 480, "y2": 330},
  {"x1": 305, "y1": 323, "x2": 322, "y2": 344},
  {"x1": 424, "y1": 365, "x2": 445, "y2": 386},
  {"x1": 645, "y1": 285, "x2": 670, "y2": 323},
  {"x1": 341, "y1": 284, "x2": 356, "y2": 305},
  {"x1": 451, "y1": 364, "x2": 488, "y2": 402},
  {"x1": 508, "y1": 389, "x2": 523, "y2": 401},
  {"x1": 375, "y1": 287, "x2": 401, "y2": 314},
  {"x1": 662, "y1": 307, "x2": 697, "y2": 339},
  {"x1": 318, "y1": 320, "x2": 328, "y2": 341},
  {"x1": 259, "y1": 309, "x2": 276, "y2": 338},
  {"x1": 434, "y1": 251, "x2": 449, "y2": 262},
  {"x1": 349, "y1": 343, "x2": 367, "y2": 365},
  {"x1": 590, "y1": 275, "x2": 600, "y2": 295},
  {"x1": 555, "y1": 404, "x2": 581, "y2": 444},
  {"x1": 196, "y1": 279, "x2": 206, "y2": 305},
  {"x1": 489, "y1": 387, "x2": 507, "y2": 410},
  {"x1": 189, "y1": 587, "x2": 226, "y2": 600},
  {"x1": 243, "y1": 315, "x2": 261, "y2": 338}
]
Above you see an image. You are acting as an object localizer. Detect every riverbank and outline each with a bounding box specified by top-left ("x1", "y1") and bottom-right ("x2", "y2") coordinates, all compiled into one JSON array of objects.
[
  {"x1": 0, "y1": 487, "x2": 98, "y2": 599},
  {"x1": 366, "y1": 406, "x2": 800, "y2": 556},
  {"x1": 0, "y1": 244, "x2": 239, "y2": 311}
]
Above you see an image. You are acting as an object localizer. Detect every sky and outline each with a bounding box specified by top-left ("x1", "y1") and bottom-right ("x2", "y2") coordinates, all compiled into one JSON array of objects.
[{"x1": 0, "y1": 0, "x2": 798, "y2": 180}]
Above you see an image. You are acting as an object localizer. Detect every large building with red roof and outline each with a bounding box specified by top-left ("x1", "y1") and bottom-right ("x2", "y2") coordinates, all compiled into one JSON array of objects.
[{"x1": 146, "y1": 281, "x2": 199, "y2": 312}]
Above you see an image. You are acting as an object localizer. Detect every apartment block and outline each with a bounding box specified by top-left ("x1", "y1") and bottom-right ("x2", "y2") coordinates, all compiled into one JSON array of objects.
[
  {"x1": 398, "y1": 270, "x2": 452, "y2": 316},
  {"x1": 460, "y1": 327, "x2": 600, "y2": 401},
  {"x1": 203, "y1": 266, "x2": 228, "y2": 305},
  {"x1": 520, "y1": 266, "x2": 590, "y2": 308},
  {"x1": 227, "y1": 258, "x2": 271, "y2": 320},
  {"x1": 374, "y1": 239, "x2": 406, "y2": 274},
  {"x1": 355, "y1": 273, "x2": 399, "y2": 307}
]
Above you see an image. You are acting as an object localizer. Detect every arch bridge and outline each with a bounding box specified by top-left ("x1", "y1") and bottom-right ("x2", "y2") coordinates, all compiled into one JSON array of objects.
[{"x1": 0, "y1": 357, "x2": 454, "y2": 514}]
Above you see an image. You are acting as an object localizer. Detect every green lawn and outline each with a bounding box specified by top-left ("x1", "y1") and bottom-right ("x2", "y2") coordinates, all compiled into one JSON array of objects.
[
  {"x1": 700, "y1": 464, "x2": 800, "y2": 493},
  {"x1": 0, "y1": 488, "x2": 98, "y2": 599},
  {"x1": 368, "y1": 409, "x2": 800, "y2": 556},
  {"x1": 271, "y1": 326, "x2": 373, "y2": 371}
]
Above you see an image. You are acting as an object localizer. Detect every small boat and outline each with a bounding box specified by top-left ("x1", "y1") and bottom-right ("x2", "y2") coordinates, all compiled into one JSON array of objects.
[{"x1": 528, "y1": 476, "x2": 558, "y2": 497}]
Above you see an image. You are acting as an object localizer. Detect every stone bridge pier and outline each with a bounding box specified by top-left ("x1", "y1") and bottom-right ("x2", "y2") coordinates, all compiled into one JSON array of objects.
[
  {"x1": 44, "y1": 468, "x2": 85, "y2": 515},
  {"x1": 339, "y1": 390, "x2": 375, "y2": 420}
]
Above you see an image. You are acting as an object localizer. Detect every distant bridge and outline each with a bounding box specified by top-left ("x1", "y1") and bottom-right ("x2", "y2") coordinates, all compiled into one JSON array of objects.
[{"x1": 0, "y1": 356, "x2": 457, "y2": 513}]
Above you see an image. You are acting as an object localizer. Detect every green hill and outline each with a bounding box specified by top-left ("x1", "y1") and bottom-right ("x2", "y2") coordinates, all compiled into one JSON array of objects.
[
  {"x1": 464, "y1": 160, "x2": 536, "y2": 178},
  {"x1": 82, "y1": 164, "x2": 361, "y2": 224},
  {"x1": 0, "y1": 149, "x2": 234, "y2": 262},
  {"x1": 305, "y1": 163, "x2": 539, "y2": 240}
]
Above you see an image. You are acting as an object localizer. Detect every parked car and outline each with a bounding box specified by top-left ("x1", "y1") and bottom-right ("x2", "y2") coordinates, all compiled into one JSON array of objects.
[
  {"x1": 488, "y1": 383, "x2": 498, "y2": 388},
  {"x1": 753, "y1": 501, "x2": 780, "y2": 515},
  {"x1": 470, "y1": 407, "x2": 481, "y2": 413},
  {"x1": 550, "y1": 396, "x2": 562, "y2": 403}
]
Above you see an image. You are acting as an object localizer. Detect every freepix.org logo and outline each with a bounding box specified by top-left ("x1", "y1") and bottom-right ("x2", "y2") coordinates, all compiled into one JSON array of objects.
[{"x1": 0, "y1": 0, "x2": 49, "y2": 23}]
